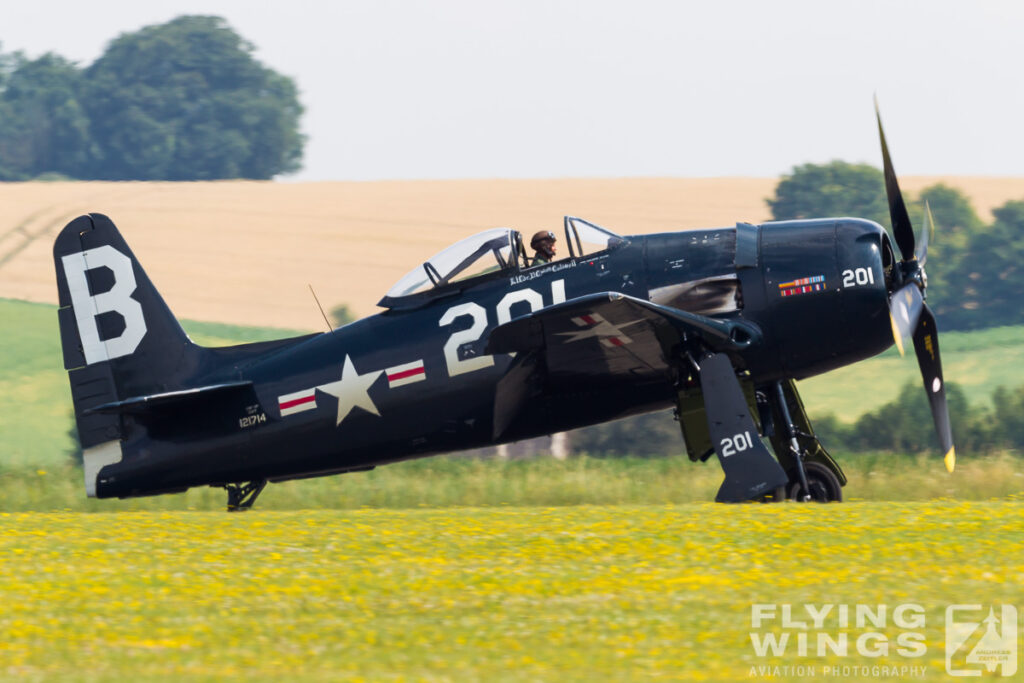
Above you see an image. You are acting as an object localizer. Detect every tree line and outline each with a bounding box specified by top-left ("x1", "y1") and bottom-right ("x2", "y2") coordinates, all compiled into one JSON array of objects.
[
  {"x1": 0, "y1": 15, "x2": 303, "y2": 181},
  {"x1": 769, "y1": 161, "x2": 1022, "y2": 332},
  {"x1": 812, "y1": 381, "x2": 1024, "y2": 456},
  {"x1": 570, "y1": 379, "x2": 1024, "y2": 458}
]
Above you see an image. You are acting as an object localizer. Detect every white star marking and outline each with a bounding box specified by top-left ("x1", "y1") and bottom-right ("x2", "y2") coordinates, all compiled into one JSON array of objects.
[
  {"x1": 556, "y1": 318, "x2": 645, "y2": 343},
  {"x1": 316, "y1": 354, "x2": 384, "y2": 426}
]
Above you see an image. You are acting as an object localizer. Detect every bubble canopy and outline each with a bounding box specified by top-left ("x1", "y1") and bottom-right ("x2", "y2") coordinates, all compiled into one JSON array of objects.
[{"x1": 384, "y1": 228, "x2": 519, "y2": 299}]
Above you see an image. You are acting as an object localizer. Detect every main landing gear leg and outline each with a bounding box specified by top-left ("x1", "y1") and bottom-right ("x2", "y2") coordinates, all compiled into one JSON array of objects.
[
  {"x1": 224, "y1": 479, "x2": 267, "y2": 512},
  {"x1": 771, "y1": 381, "x2": 812, "y2": 502}
]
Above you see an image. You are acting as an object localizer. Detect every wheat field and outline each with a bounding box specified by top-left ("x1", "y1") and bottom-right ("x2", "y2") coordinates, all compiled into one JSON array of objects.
[{"x1": 2, "y1": 177, "x2": 1023, "y2": 329}]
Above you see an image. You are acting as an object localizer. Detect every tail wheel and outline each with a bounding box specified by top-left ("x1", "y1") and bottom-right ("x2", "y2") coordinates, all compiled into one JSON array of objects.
[{"x1": 787, "y1": 461, "x2": 843, "y2": 502}]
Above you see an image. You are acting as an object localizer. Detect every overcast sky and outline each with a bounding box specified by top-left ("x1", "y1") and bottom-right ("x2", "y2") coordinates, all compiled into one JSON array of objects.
[{"x1": 4, "y1": 1, "x2": 1022, "y2": 180}]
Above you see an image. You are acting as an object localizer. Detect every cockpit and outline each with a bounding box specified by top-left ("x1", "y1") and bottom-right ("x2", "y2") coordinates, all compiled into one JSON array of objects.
[{"x1": 379, "y1": 216, "x2": 625, "y2": 309}]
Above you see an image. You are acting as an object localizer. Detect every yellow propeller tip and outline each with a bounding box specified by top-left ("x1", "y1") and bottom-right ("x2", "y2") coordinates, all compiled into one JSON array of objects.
[
  {"x1": 889, "y1": 314, "x2": 905, "y2": 356},
  {"x1": 944, "y1": 447, "x2": 956, "y2": 473}
]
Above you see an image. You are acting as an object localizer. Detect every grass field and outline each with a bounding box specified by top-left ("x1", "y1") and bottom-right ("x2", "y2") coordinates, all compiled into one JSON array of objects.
[
  {"x1": 2, "y1": 453, "x2": 1022, "y2": 513},
  {"x1": 798, "y1": 325, "x2": 1024, "y2": 422},
  {"x1": 2, "y1": 503, "x2": 1020, "y2": 681}
]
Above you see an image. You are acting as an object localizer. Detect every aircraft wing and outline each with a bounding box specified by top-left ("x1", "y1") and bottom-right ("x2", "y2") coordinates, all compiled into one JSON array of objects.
[
  {"x1": 489, "y1": 290, "x2": 761, "y2": 366},
  {"x1": 486, "y1": 291, "x2": 788, "y2": 502},
  {"x1": 487, "y1": 291, "x2": 759, "y2": 381},
  {"x1": 485, "y1": 291, "x2": 760, "y2": 435}
]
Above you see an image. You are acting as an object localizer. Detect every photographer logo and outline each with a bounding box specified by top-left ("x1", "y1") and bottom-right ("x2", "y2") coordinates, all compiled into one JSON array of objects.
[{"x1": 945, "y1": 605, "x2": 1017, "y2": 677}]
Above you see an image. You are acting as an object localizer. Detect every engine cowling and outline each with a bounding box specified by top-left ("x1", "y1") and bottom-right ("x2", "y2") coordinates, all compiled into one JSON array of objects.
[{"x1": 736, "y1": 218, "x2": 896, "y2": 382}]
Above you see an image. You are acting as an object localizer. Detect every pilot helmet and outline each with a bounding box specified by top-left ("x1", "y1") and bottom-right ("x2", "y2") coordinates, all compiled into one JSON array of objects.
[{"x1": 530, "y1": 230, "x2": 556, "y2": 249}]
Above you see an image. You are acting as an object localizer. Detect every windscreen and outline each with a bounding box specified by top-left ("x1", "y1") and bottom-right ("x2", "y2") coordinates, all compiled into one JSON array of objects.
[{"x1": 564, "y1": 217, "x2": 625, "y2": 258}]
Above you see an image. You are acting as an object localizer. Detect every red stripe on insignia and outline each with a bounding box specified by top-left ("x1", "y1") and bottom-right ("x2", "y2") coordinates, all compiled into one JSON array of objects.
[
  {"x1": 581, "y1": 314, "x2": 596, "y2": 325},
  {"x1": 609, "y1": 337, "x2": 624, "y2": 347},
  {"x1": 388, "y1": 367, "x2": 425, "y2": 381},
  {"x1": 279, "y1": 395, "x2": 315, "y2": 410}
]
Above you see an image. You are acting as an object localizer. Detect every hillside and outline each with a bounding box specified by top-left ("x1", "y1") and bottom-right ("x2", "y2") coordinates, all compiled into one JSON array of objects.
[
  {"x1": 2, "y1": 177, "x2": 1023, "y2": 329},
  {"x1": 0, "y1": 298, "x2": 306, "y2": 467}
]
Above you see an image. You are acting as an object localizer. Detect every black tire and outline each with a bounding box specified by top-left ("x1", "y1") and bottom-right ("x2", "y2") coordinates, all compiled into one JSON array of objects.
[{"x1": 787, "y1": 461, "x2": 843, "y2": 502}]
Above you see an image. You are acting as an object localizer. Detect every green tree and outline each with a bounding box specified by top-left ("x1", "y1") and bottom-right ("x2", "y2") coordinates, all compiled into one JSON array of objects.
[
  {"x1": 570, "y1": 410, "x2": 682, "y2": 457},
  {"x1": 0, "y1": 52, "x2": 90, "y2": 179},
  {"x1": 910, "y1": 184, "x2": 982, "y2": 326},
  {"x1": 845, "y1": 381, "x2": 989, "y2": 454},
  {"x1": 330, "y1": 304, "x2": 356, "y2": 327},
  {"x1": 82, "y1": 15, "x2": 304, "y2": 180},
  {"x1": 0, "y1": 42, "x2": 14, "y2": 81},
  {"x1": 767, "y1": 161, "x2": 890, "y2": 227},
  {"x1": 956, "y1": 200, "x2": 1024, "y2": 328},
  {"x1": 916, "y1": 183, "x2": 983, "y2": 239},
  {"x1": 991, "y1": 384, "x2": 1024, "y2": 448}
]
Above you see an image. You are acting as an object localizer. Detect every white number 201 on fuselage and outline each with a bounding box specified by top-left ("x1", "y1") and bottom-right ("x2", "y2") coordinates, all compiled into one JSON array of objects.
[
  {"x1": 439, "y1": 279, "x2": 566, "y2": 377},
  {"x1": 842, "y1": 267, "x2": 875, "y2": 288}
]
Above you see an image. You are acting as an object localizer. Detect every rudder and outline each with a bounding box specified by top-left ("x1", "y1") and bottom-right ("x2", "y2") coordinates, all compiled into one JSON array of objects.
[{"x1": 54, "y1": 213, "x2": 201, "y2": 494}]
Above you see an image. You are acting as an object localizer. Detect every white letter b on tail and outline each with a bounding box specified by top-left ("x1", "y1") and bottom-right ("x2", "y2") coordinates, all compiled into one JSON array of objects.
[{"x1": 62, "y1": 246, "x2": 146, "y2": 364}]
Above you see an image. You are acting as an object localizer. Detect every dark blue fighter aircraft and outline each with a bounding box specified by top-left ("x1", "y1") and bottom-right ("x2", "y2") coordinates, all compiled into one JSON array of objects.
[{"x1": 54, "y1": 110, "x2": 954, "y2": 509}]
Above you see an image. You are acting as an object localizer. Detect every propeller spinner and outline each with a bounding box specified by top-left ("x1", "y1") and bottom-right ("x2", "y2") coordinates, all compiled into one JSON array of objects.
[{"x1": 875, "y1": 102, "x2": 955, "y2": 472}]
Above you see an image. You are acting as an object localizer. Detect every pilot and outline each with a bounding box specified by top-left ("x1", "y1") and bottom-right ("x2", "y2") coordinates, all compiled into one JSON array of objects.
[{"x1": 530, "y1": 230, "x2": 557, "y2": 266}]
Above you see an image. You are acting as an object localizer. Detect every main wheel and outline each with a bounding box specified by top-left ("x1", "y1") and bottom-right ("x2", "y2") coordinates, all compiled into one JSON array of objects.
[{"x1": 787, "y1": 461, "x2": 843, "y2": 502}]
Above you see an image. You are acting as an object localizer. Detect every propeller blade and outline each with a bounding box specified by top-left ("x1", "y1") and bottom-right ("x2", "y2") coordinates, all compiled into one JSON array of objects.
[
  {"x1": 888, "y1": 282, "x2": 924, "y2": 357},
  {"x1": 912, "y1": 305, "x2": 955, "y2": 472},
  {"x1": 916, "y1": 200, "x2": 933, "y2": 266},
  {"x1": 875, "y1": 99, "x2": 916, "y2": 261}
]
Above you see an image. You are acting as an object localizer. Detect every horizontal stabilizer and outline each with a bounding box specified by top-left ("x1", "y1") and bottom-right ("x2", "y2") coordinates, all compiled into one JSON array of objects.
[{"x1": 84, "y1": 381, "x2": 253, "y2": 415}]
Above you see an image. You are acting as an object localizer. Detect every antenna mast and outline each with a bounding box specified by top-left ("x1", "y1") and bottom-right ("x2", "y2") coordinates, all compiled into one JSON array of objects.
[{"x1": 308, "y1": 284, "x2": 333, "y2": 332}]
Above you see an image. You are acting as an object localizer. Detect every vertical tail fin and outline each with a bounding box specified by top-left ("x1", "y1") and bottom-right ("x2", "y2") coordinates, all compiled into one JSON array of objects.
[{"x1": 54, "y1": 213, "x2": 201, "y2": 494}]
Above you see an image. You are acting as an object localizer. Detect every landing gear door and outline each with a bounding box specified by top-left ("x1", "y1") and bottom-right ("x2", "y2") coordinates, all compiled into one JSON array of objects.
[
  {"x1": 678, "y1": 376, "x2": 760, "y2": 462},
  {"x1": 698, "y1": 353, "x2": 789, "y2": 502}
]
